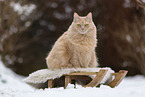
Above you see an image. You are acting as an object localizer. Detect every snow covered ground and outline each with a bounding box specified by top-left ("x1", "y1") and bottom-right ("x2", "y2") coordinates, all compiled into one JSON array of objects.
[{"x1": 0, "y1": 57, "x2": 145, "y2": 97}]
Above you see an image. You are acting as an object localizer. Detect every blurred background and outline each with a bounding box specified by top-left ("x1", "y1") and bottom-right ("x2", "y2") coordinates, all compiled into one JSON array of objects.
[{"x1": 0, "y1": 0, "x2": 145, "y2": 77}]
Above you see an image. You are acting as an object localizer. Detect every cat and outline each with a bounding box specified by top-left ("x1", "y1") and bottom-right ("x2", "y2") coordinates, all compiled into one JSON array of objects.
[{"x1": 46, "y1": 12, "x2": 99, "y2": 70}]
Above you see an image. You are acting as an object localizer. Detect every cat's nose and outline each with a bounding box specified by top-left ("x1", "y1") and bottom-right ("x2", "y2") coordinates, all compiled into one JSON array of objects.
[{"x1": 82, "y1": 27, "x2": 85, "y2": 30}]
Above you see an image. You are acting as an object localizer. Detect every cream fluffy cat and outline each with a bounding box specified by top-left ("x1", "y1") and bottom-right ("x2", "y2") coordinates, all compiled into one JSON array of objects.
[{"x1": 46, "y1": 12, "x2": 98, "y2": 70}]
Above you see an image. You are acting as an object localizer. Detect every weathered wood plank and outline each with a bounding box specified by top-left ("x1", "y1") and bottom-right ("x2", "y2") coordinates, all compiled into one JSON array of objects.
[
  {"x1": 108, "y1": 70, "x2": 128, "y2": 88},
  {"x1": 83, "y1": 69, "x2": 108, "y2": 87},
  {"x1": 112, "y1": 73, "x2": 118, "y2": 76},
  {"x1": 70, "y1": 76, "x2": 92, "y2": 80},
  {"x1": 64, "y1": 72, "x2": 98, "y2": 76},
  {"x1": 48, "y1": 79, "x2": 53, "y2": 88},
  {"x1": 47, "y1": 69, "x2": 128, "y2": 89},
  {"x1": 64, "y1": 76, "x2": 71, "y2": 89}
]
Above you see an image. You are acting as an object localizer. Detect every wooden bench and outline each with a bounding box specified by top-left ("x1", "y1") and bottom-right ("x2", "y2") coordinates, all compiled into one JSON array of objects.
[{"x1": 48, "y1": 69, "x2": 128, "y2": 89}]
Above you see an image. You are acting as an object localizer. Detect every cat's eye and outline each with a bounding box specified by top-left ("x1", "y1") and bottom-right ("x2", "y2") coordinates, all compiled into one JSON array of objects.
[
  {"x1": 77, "y1": 24, "x2": 81, "y2": 27},
  {"x1": 85, "y1": 24, "x2": 89, "y2": 26}
]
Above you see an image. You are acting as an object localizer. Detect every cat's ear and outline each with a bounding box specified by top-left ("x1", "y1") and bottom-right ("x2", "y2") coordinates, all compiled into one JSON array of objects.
[
  {"x1": 74, "y1": 12, "x2": 80, "y2": 22},
  {"x1": 86, "y1": 12, "x2": 92, "y2": 21}
]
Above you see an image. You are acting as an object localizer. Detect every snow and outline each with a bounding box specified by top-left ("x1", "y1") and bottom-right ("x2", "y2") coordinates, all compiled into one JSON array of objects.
[
  {"x1": 126, "y1": 34, "x2": 132, "y2": 42},
  {"x1": 142, "y1": 48, "x2": 145, "y2": 53},
  {"x1": 53, "y1": 12, "x2": 66, "y2": 20},
  {"x1": 0, "y1": 57, "x2": 145, "y2": 97},
  {"x1": 10, "y1": 2, "x2": 36, "y2": 16},
  {"x1": 123, "y1": 0, "x2": 131, "y2": 8},
  {"x1": 50, "y1": 2, "x2": 58, "y2": 8},
  {"x1": 142, "y1": 0, "x2": 145, "y2": 3}
]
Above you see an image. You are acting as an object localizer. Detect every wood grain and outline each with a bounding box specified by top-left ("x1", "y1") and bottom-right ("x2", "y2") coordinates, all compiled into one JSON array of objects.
[
  {"x1": 48, "y1": 79, "x2": 53, "y2": 88},
  {"x1": 108, "y1": 70, "x2": 128, "y2": 88},
  {"x1": 83, "y1": 69, "x2": 108, "y2": 87}
]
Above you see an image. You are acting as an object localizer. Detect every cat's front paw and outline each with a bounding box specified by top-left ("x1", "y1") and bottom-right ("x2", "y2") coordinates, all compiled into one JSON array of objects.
[{"x1": 66, "y1": 64, "x2": 73, "y2": 68}]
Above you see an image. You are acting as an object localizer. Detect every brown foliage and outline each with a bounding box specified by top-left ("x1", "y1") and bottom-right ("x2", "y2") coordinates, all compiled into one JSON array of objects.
[
  {"x1": 96, "y1": 0, "x2": 145, "y2": 76},
  {"x1": 0, "y1": 0, "x2": 145, "y2": 76}
]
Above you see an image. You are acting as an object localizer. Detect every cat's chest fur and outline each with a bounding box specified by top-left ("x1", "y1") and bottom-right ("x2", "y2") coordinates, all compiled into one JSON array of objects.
[
  {"x1": 46, "y1": 12, "x2": 98, "y2": 69},
  {"x1": 66, "y1": 31, "x2": 96, "y2": 67},
  {"x1": 69, "y1": 44, "x2": 92, "y2": 66}
]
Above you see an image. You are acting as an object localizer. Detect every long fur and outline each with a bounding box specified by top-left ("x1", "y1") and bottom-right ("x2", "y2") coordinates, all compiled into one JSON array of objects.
[
  {"x1": 46, "y1": 12, "x2": 98, "y2": 70},
  {"x1": 23, "y1": 67, "x2": 114, "y2": 84}
]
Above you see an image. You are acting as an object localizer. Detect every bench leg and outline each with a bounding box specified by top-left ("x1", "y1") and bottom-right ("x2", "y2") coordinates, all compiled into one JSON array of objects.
[
  {"x1": 83, "y1": 69, "x2": 108, "y2": 87},
  {"x1": 48, "y1": 79, "x2": 53, "y2": 88},
  {"x1": 108, "y1": 70, "x2": 128, "y2": 88},
  {"x1": 64, "y1": 76, "x2": 71, "y2": 89}
]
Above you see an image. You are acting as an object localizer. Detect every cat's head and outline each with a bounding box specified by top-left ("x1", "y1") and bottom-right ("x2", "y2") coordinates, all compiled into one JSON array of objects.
[{"x1": 72, "y1": 12, "x2": 95, "y2": 34}]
